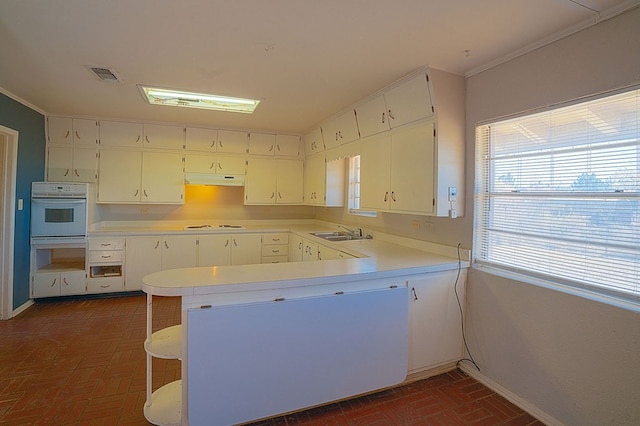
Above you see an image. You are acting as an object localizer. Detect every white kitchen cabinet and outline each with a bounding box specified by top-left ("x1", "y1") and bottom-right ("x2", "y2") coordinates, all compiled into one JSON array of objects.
[
  {"x1": 304, "y1": 153, "x2": 345, "y2": 207},
  {"x1": 99, "y1": 120, "x2": 144, "y2": 147},
  {"x1": 161, "y1": 235, "x2": 198, "y2": 270},
  {"x1": 47, "y1": 117, "x2": 98, "y2": 146},
  {"x1": 322, "y1": 109, "x2": 359, "y2": 150},
  {"x1": 248, "y1": 132, "x2": 276, "y2": 156},
  {"x1": 185, "y1": 127, "x2": 217, "y2": 152},
  {"x1": 356, "y1": 72, "x2": 434, "y2": 139},
  {"x1": 198, "y1": 235, "x2": 232, "y2": 267},
  {"x1": 360, "y1": 123, "x2": 435, "y2": 214},
  {"x1": 32, "y1": 269, "x2": 86, "y2": 298},
  {"x1": 275, "y1": 134, "x2": 301, "y2": 157},
  {"x1": 87, "y1": 237, "x2": 124, "y2": 294},
  {"x1": 302, "y1": 239, "x2": 319, "y2": 261},
  {"x1": 317, "y1": 245, "x2": 341, "y2": 261},
  {"x1": 217, "y1": 129, "x2": 248, "y2": 154},
  {"x1": 142, "y1": 124, "x2": 184, "y2": 150},
  {"x1": 245, "y1": 158, "x2": 303, "y2": 205},
  {"x1": 304, "y1": 127, "x2": 324, "y2": 154},
  {"x1": 408, "y1": 270, "x2": 465, "y2": 374},
  {"x1": 97, "y1": 150, "x2": 184, "y2": 204},
  {"x1": 47, "y1": 146, "x2": 97, "y2": 183},
  {"x1": 185, "y1": 153, "x2": 245, "y2": 176},
  {"x1": 289, "y1": 234, "x2": 303, "y2": 262},
  {"x1": 125, "y1": 237, "x2": 162, "y2": 291},
  {"x1": 230, "y1": 234, "x2": 262, "y2": 265},
  {"x1": 261, "y1": 233, "x2": 289, "y2": 263}
]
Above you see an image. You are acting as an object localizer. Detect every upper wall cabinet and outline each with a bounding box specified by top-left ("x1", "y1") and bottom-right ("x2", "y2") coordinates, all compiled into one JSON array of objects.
[
  {"x1": 275, "y1": 134, "x2": 301, "y2": 157},
  {"x1": 186, "y1": 127, "x2": 247, "y2": 153},
  {"x1": 217, "y1": 129, "x2": 248, "y2": 154},
  {"x1": 321, "y1": 109, "x2": 359, "y2": 150},
  {"x1": 249, "y1": 133, "x2": 301, "y2": 157},
  {"x1": 47, "y1": 117, "x2": 98, "y2": 146},
  {"x1": 304, "y1": 127, "x2": 324, "y2": 155},
  {"x1": 355, "y1": 72, "x2": 434, "y2": 139},
  {"x1": 99, "y1": 121, "x2": 184, "y2": 150}
]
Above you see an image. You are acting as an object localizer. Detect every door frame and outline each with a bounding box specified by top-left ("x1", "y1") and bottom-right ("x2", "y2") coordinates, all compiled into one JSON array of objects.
[{"x1": 0, "y1": 125, "x2": 18, "y2": 320}]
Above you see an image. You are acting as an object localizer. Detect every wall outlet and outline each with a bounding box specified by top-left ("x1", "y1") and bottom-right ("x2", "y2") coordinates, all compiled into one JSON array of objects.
[
  {"x1": 449, "y1": 208, "x2": 458, "y2": 219},
  {"x1": 448, "y1": 187, "x2": 457, "y2": 202}
]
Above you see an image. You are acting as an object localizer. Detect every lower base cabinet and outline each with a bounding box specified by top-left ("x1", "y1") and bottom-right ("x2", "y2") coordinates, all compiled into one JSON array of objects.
[{"x1": 32, "y1": 269, "x2": 86, "y2": 298}]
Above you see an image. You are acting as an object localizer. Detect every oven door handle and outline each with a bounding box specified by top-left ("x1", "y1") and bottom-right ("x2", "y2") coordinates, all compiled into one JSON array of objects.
[{"x1": 32, "y1": 198, "x2": 86, "y2": 204}]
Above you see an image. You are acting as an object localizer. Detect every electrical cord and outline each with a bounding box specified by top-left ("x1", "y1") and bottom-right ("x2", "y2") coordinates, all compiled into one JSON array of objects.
[{"x1": 454, "y1": 242, "x2": 481, "y2": 372}]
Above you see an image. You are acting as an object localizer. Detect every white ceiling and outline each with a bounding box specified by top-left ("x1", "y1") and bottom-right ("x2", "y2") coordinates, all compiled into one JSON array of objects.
[{"x1": 1, "y1": 0, "x2": 638, "y2": 134}]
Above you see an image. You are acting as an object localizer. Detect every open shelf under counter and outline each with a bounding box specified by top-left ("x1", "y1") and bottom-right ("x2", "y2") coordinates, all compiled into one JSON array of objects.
[
  {"x1": 144, "y1": 324, "x2": 182, "y2": 360},
  {"x1": 144, "y1": 379, "x2": 182, "y2": 426}
]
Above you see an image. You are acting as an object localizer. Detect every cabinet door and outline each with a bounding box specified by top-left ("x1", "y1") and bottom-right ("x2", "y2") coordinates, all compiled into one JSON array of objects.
[
  {"x1": 185, "y1": 154, "x2": 217, "y2": 174},
  {"x1": 217, "y1": 130, "x2": 247, "y2": 154},
  {"x1": 162, "y1": 235, "x2": 197, "y2": 270},
  {"x1": 32, "y1": 272, "x2": 61, "y2": 297},
  {"x1": 360, "y1": 134, "x2": 391, "y2": 211},
  {"x1": 302, "y1": 239, "x2": 319, "y2": 261},
  {"x1": 385, "y1": 73, "x2": 434, "y2": 129},
  {"x1": 72, "y1": 147, "x2": 98, "y2": 182},
  {"x1": 47, "y1": 117, "x2": 73, "y2": 145},
  {"x1": 304, "y1": 153, "x2": 325, "y2": 205},
  {"x1": 304, "y1": 128, "x2": 324, "y2": 154},
  {"x1": 289, "y1": 234, "x2": 303, "y2": 262},
  {"x1": 141, "y1": 152, "x2": 185, "y2": 204},
  {"x1": 143, "y1": 124, "x2": 184, "y2": 150},
  {"x1": 99, "y1": 121, "x2": 143, "y2": 147},
  {"x1": 355, "y1": 95, "x2": 390, "y2": 138},
  {"x1": 248, "y1": 132, "x2": 276, "y2": 156},
  {"x1": 72, "y1": 119, "x2": 99, "y2": 145},
  {"x1": 125, "y1": 237, "x2": 162, "y2": 291},
  {"x1": 245, "y1": 158, "x2": 276, "y2": 204},
  {"x1": 185, "y1": 127, "x2": 218, "y2": 152},
  {"x1": 275, "y1": 135, "x2": 300, "y2": 157},
  {"x1": 216, "y1": 155, "x2": 246, "y2": 175},
  {"x1": 60, "y1": 270, "x2": 86, "y2": 295},
  {"x1": 231, "y1": 234, "x2": 262, "y2": 265},
  {"x1": 323, "y1": 109, "x2": 359, "y2": 149},
  {"x1": 276, "y1": 160, "x2": 304, "y2": 204},
  {"x1": 408, "y1": 270, "x2": 465, "y2": 373},
  {"x1": 47, "y1": 146, "x2": 74, "y2": 181},
  {"x1": 390, "y1": 123, "x2": 435, "y2": 214},
  {"x1": 97, "y1": 150, "x2": 142, "y2": 203},
  {"x1": 317, "y1": 245, "x2": 340, "y2": 261},
  {"x1": 198, "y1": 235, "x2": 231, "y2": 267}
]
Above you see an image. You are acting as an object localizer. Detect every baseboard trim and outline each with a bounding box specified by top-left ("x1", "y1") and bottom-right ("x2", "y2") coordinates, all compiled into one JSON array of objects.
[
  {"x1": 12, "y1": 299, "x2": 34, "y2": 318},
  {"x1": 459, "y1": 364, "x2": 563, "y2": 426}
]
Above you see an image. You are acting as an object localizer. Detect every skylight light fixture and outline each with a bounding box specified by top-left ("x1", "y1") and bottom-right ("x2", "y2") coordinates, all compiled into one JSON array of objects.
[{"x1": 138, "y1": 86, "x2": 260, "y2": 114}]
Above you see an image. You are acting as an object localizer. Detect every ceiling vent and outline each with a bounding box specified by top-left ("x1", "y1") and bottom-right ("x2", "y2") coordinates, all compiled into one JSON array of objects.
[{"x1": 89, "y1": 66, "x2": 121, "y2": 83}]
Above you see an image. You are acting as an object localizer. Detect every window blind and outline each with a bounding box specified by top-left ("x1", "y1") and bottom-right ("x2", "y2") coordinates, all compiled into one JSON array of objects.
[{"x1": 474, "y1": 88, "x2": 639, "y2": 301}]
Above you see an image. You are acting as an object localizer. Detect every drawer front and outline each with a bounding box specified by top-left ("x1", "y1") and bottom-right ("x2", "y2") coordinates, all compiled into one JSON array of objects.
[
  {"x1": 261, "y1": 244, "x2": 289, "y2": 257},
  {"x1": 261, "y1": 255, "x2": 289, "y2": 264},
  {"x1": 90, "y1": 250, "x2": 124, "y2": 263},
  {"x1": 262, "y1": 233, "x2": 289, "y2": 245},
  {"x1": 86, "y1": 277, "x2": 124, "y2": 293},
  {"x1": 89, "y1": 238, "x2": 125, "y2": 250}
]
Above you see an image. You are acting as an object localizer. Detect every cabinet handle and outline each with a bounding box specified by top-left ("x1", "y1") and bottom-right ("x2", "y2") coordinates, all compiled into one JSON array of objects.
[
  {"x1": 145, "y1": 136, "x2": 151, "y2": 144},
  {"x1": 135, "y1": 135, "x2": 141, "y2": 143},
  {"x1": 276, "y1": 144, "x2": 281, "y2": 152},
  {"x1": 209, "y1": 162, "x2": 215, "y2": 170},
  {"x1": 164, "y1": 241, "x2": 169, "y2": 249},
  {"x1": 64, "y1": 130, "x2": 70, "y2": 139},
  {"x1": 210, "y1": 140, "x2": 216, "y2": 148},
  {"x1": 272, "y1": 249, "x2": 280, "y2": 253},
  {"x1": 269, "y1": 145, "x2": 274, "y2": 152},
  {"x1": 63, "y1": 277, "x2": 69, "y2": 286},
  {"x1": 270, "y1": 192, "x2": 275, "y2": 199},
  {"x1": 219, "y1": 140, "x2": 224, "y2": 149},
  {"x1": 272, "y1": 238, "x2": 280, "y2": 242},
  {"x1": 75, "y1": 130, "x2": 81, "y2": 140},
  {"x1": 51, "y1": 278, "x2": 57, "y2": 287},
  {"x1": 225, "y1": 239, "x2": 229, "y2": 247},
  {"x1": 154, "y1": 241, "x2": 160, "y2": 249},
  {"x1": 278, "y1": 192, "x2": 282, "y2": 199},
  {"x1": 298, "y1": 241, "x2": 302, "y2": 249},
  {"x1": 338, "y1": 131, "x2": 343, "y2": 140},
  {"x1": 101, "y1": 255, "x2": 112, "y2": 259},
  {"x1": 101, "y1": 243, "x2": 112, "y2": 247},
  {"x1": 63, "y1": 169, "x2": 70, "y2": 177},
  {"x1": 133, "y1": 189, "x2": 139, "y2": 197},
  {"x1": 381, "y1": 112, "x2": 386, "y2": 124},
  {"x1": 388, "y1": 109, "x2": 395, "y2": 120},
  {"x1": 391, "y1": 191, "x2": 396, "y2": 202},
  {"x1": 233, "y1": 239, "x2": 238, "y2": 247},
  {"x1": 384, "y1": 191, "x2": 389, "y2": 202},
  {"x1": 74, "y1": 169, "x2": 80, "y2": 177},
  {"x1": 217, "y1": 162, "x2": 223, "y2": 170},
  {"x1": 100, "y1": 285, "x2": 110, "y2": 289},
  {"x1": 411, "y1": 287, "x2": 418, "y2": 301},
  {"x1": 143, "y1": 190, "x2": 148, "y2": 198}
]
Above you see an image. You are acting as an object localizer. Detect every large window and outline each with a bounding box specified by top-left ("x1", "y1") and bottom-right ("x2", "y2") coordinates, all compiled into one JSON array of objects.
[{"x1": 474, "y1": 88, "x2": 639, "y2": 302}]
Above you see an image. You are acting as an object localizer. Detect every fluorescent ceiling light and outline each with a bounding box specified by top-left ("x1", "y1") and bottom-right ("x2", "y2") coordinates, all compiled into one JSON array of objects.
[{"x1": 139, "y1": 86, "x2": 260, "y2": 113}]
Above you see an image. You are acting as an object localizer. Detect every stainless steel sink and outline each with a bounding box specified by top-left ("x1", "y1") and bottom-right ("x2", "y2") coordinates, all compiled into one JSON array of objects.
[{"x1": 310, "y1": 231, "x2": 362, "y2": 241}]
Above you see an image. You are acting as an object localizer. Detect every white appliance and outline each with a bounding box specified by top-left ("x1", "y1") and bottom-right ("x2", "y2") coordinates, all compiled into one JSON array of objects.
[{"x1": 30, "y1": 182, "x2": 88, "y2": 244}]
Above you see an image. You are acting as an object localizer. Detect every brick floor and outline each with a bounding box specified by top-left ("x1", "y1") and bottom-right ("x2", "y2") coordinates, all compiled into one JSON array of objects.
[{"x1": 0, "y1": 294, "x2": 544, "y2": 425}]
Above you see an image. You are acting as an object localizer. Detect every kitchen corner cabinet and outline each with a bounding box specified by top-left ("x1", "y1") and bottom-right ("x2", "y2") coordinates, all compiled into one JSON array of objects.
[
  {"x1": 304, "y1": 153, "x2": 345, "y2": 207},
  {"x1": 97, "y1": 150, "x2": 184, "y2": 204},
  {"x1": 322, "y1": 109, "x2": 359, "y2": 150},
  {"x1": 245, "y1": 158, "x2": 304, "y2": 205},
  {"x1": 360, "y1": 123, "x2": 435, "y2": 214},
  {"x1": 47, "y1": 146, "x2": 97, "y2": 183},
  {"x1": 356, "y1": 72, "x2": 434, "y2": 139},
  {"x1": 47, "y1": 117, "x2": 98, "y2": 146},
  {"x1": 408, "y1": 270, "x2": 466, "y2": 374},
  {"x1": 304, "y1": 127, "x2": 324, "y2": 154}
]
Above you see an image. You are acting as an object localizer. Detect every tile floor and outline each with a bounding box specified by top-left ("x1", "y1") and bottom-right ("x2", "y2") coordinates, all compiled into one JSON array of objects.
[{"x1": 0, "y1": 294, "x2": 543, "y2": 425}]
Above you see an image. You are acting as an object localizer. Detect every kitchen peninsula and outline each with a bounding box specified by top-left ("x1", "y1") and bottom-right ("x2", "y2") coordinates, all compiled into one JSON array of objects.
[{"x1": 134, "y1": 222, "x2": 469, "y2": 425}]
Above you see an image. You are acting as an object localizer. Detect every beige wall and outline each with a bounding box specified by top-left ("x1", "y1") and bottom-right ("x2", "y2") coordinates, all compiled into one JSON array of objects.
[{"x1": 465, "y1": 7, "x2": 640, "y2": 425}]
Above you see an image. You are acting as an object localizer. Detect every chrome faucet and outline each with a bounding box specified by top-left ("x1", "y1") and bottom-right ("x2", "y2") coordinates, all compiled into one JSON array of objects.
[{"x1": 338, "y1": 225, "x2": 363, "y2": 238}]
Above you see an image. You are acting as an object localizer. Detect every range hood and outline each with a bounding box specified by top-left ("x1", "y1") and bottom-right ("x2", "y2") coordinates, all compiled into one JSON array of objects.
[{"x1": 184, "y1": 173, "x2": 245, "y2": 186}]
